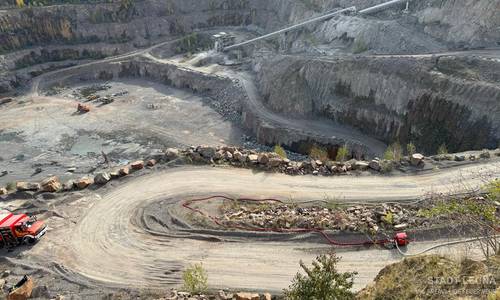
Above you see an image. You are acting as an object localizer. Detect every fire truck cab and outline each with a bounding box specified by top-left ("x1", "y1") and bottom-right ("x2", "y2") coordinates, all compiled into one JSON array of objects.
[{"x1": 0, "y1": 211, "x2": 46, "y2": 248}]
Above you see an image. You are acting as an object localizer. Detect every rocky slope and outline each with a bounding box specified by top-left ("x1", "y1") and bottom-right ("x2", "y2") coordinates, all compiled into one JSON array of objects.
[{"x1": 255, "y1": 54, "x2": 500, "y2": 153}]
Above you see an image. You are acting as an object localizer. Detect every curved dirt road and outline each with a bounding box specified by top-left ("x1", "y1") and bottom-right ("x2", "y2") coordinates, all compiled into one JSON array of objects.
[{"x1": 55, "y1": 162, "x2": 499, "y2": 292}]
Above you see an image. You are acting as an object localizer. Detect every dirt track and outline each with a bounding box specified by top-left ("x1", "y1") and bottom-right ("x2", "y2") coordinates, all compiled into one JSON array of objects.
[{"x1": 43, "y1": 162, "x2": 499, "y2": 292}]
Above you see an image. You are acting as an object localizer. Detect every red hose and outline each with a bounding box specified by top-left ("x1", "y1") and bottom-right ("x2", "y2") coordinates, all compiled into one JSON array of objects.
[{"x1": 181, "y1": 195, "x2": 391, "y2": 246}]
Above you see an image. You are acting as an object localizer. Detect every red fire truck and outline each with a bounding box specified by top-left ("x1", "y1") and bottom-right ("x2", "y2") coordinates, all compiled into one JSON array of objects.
[{"x1": 0, "y1": 211, "x2": 46, "y2": 248}]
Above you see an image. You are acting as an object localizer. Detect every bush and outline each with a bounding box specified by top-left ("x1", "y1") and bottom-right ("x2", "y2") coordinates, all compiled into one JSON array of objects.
[
  {"x1": 437, "y1": 143, "x2": 448, "y2": 155},
  {"x1": 6, "y1": 182, "x2": 16, "y2": 191},
  {"x1": 380, "y1": 161, "x2": 394, "y2": 174},
  {"x1": 284, "y1": 252, "x2": 357, "y2": 300},
  {"x1": 406, "y1": 142, "x2": 416, "y2": 157},
  {"x1": 336, "y1": 145, "x2": 349, "y2": 162},
  {"x1": 384, "y1": 142, "x2": 402, "y2": 161},
  {"x1": 352, "y1": 38, "x2": 369, "y2": 54},
  {"x1": 182, "y1": 263, "x2": 208, "y2": 294},
  {"x1": 309, "y1": 145, "x2": 329, "y2": 161},
  {"x1": 273, "y1": 145, "x2": 287, "y2": 159}
]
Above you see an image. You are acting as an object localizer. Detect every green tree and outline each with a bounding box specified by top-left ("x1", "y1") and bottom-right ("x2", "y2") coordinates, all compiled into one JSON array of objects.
[
  {"x1": 336, "y1": 145, "x2": 349, "y2": 162},
  {"x1": 273, "y1": 145, "x2": 287, "y2": 159},
  {"x1": 182, "y1": 263, "x2": 208, "y2": 294},
  {"x1": 284, "y1": 252, "x2": 357, "y2": 300}
]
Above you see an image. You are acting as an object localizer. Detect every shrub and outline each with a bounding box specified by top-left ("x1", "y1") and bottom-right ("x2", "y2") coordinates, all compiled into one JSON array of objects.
[
  {"x1": 380, "y1": 161, "x2": 394, "y2": 174},
  {"x1": 309, "y1": 144, "x2": 329, "y2": 161},
  {"x1": 352, "y1": 38, "x2": 369, "y2": 54},
  {"x1": 382, "y1": 211, "x2": 394, "y2": 225},
  {"x1": 437, "y1": 143, "x2": 448, "y2": 155},
  {"x1": 336, "y1": 145, "x2": 349, "y2": 162},
  {"x1": 406, "y1": 142, "x2": 416, "y2": 157},
  {"x1": 6, "y1": 182, "x2": 16, "y2": 191},
  {"x1": 485, "y1": 179, "x2": 500, "y2": 202},
  {"x1": 384, "y1": 142, "x2": 402, "y2": 161},
  {"x1": 273, "y1": 145, "x2": 287, "y2": 159},
  {"x1": 284, "y1": 252, "x2": 357, "y2": 300},
  {"x1": 182, "y1": 263, "x2": 208, "y2": 294}
]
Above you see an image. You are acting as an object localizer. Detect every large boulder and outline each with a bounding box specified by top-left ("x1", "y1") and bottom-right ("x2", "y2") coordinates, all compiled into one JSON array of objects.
[
  {"x1": 7, "y1": 276, "x2": 34, "y2": 300},
  {"x1": 16, "y1": 182, "x2": 40, "y2": 192},
  {"x1": 247, "y1": 154, "x2": 259, "y2": 163},
  {"x1": 410, "y1": 153, "x2": 425, "y2": 167},
  {"x1": 62, "y1": 180, "x2": 75, "y2": 191},
  {"x1": 234, "y1": 292, "x2": 260, "y2": 300},
  {"x1": 131, "y1": 160, "x2": 144, "y2": 170},
  {"x1": 258, "y1": 153, "x2": 270, "y2": 165},
  {"x1": 0, "y1": 187, "x2": 7, "y2": 195},
  {"x1": 268, "y1": 157, "x2": 282, "y2": 167},
  {"x1": 165, "y1": 148, "x2": 179, "y2": 160},
  {"x1": 368, "y1": 160, "x2": 381, "y2": 171},
  {"x1": 94, "y1": 172, "x2": 111, "y2": 185},
  {"x1": 146, "y1": 159, "x2": 157, "y2": 167},
  {"x1": 76, "y1": 177, "x2": 93, "y2": 189},
  {"x1": 354, "y1": 161, "x2": 369, "y2": 170},
  {"x1": 40, "y1": 176, "x2": 61, "y2": 192},
  {"x1": 198, "y1": 146, "x2": 216, "y2": 159},
  {"x1": 119, "y1": 166, "x2": 130, "y2": 176}
]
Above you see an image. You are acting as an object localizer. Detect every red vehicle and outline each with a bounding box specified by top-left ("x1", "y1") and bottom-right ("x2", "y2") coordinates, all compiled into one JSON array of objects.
[{"x1": 0, "y1": 211, "x2": 46, "y2": 247}]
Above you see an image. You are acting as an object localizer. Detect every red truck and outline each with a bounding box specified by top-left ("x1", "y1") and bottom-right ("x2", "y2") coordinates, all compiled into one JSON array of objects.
[{"x1": 0, "y1": 211, "x2": 46, "y2": 248}]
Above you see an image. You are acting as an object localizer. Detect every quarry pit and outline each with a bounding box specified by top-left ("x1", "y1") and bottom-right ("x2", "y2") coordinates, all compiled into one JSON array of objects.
[{"x1": 0, "y1": 0, "x2": 499, "y2": 299}]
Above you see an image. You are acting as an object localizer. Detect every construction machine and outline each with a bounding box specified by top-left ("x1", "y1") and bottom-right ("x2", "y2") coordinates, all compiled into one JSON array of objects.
[{"x1": 0, "y1": 211, "x2": 46, "y2": 248}]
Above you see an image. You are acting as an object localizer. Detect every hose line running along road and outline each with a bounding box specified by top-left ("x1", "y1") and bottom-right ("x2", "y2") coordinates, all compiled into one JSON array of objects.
[{"x1": 54, "y1": 163, "x2": 499, "y2": 292}]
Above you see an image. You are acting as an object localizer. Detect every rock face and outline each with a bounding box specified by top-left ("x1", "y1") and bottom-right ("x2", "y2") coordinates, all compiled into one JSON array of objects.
[
  {"x1": 256, "y1": 55, "x2": 500, "y2": 153},
  {"x1": 40, "y1": 176, "x2": 62, "y2": 192}
]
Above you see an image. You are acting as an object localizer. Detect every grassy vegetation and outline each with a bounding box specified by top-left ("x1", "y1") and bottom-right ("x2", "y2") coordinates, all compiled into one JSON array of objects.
[
  {"x1": 273, "y1": 145, "x2": 287, "y2": 159},
  {"x1": 406, "y1": 142, "x2": 416, "y2": 157},
  {"x1": 384, "y1": 142, "x2": 403, "y2": 161},
  {"x1": 437, "y1": 143, "x2": 448, "y2": 155},
  {"x1": 285, "y1": 252, "x2": 357, "y2": 300},
  {"x1": 182, "y1": 263, "x2": 208, "y2": 294},
  {"x1": 309, "y1": 144, "x2": 329, "y2": 161},
  {"x1": 336, "y1": 145, "x2": 349, "y2": 162},
  {"x1": 352, "y1": 38, "x2": 369, "y2": 54},
  {"x1": 357, "y1": 255, "x2": 498, "y2": 300},
  {"x1": 5, "y1": 182, "x2": 16, "y2": 191},
  {"x1": 174, "y1": 33, "x2": 212, "y2": 55}
]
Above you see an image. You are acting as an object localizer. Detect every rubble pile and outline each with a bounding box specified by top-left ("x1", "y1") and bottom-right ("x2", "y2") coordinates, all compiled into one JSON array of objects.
[
  {"x1": 219, "y1": 202, "x2": 417, "y2": 233},
  {"x1": 160, "y1": 290, "x2": 272, "y2": 300}
]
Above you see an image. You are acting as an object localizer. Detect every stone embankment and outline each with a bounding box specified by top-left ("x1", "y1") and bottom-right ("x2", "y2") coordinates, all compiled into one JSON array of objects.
[{"x1": 1, "y1": 145, "x2": 498, "y2": 197}]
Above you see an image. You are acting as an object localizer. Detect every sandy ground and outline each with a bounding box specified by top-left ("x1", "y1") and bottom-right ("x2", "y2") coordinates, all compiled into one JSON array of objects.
[
  {"x1": 0, "y1": 78, "x2": 243, "y2": 186},
  {"x1": 12, "y1": 162, "x2": 494, "y2": 293}
]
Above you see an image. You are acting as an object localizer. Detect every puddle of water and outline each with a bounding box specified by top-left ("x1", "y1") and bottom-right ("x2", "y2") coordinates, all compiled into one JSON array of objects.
[{"x1": 70, "y1": 134, "x2": 110, "y2": 156}]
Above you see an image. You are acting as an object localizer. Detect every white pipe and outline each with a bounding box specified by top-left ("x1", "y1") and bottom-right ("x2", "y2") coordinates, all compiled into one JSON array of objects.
[
  {"x1": 224, "y1": 0, "x2": 413, "y2": 51},
  {"x1": 359, "y1": 0, "x2": 410, "y2": 15},
  {"x1": 223, "y1": 7, "x2": 356, "y2": 51}
]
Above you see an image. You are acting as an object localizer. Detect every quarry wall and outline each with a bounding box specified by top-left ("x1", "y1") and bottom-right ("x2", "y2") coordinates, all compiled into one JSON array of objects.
[{"x1": 256, "y1": 55, "x2": 500, "y2": 153}]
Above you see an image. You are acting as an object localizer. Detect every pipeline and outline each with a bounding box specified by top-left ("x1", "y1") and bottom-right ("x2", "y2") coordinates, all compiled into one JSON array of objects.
[
  {"x1": 182, "y1": 195, "x2": 500, "y2": 251},
  {"x1": 182, "y1": 195, "x2": 391, "y2": 247},
  {"x1": 223, "y1": 0, "x2": 412, "y2": 51}
]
